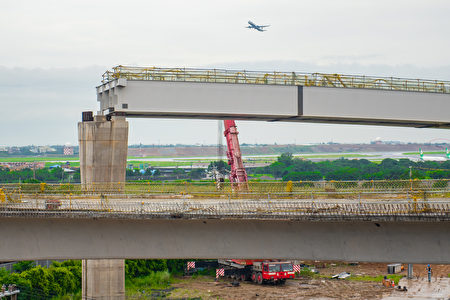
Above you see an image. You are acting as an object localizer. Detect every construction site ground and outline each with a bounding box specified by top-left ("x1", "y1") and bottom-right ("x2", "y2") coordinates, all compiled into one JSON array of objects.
[{"x1": 157, "y1": 263, "x2": 450, "y2": 300}]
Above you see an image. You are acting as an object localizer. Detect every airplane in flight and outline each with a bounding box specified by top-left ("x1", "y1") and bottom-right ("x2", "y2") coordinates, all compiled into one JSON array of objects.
[{"x1": 246, "y1": 20, "x2": 270, "y2": 32}]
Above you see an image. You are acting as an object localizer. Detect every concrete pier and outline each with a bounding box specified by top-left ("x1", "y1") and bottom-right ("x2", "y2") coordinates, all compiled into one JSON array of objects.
[
  {"x1": 78, "y1": 114, "x2": 128, "y2": 190},
  {"x1": 78, "y1": 113, "x2": 128, "y2": 300},
  {"x1": 82, "y1": 259, "x2": 125, "y2": 299}
]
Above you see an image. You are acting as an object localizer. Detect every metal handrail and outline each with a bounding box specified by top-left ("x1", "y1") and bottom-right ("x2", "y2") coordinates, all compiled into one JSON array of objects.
[{"x1": 101, "y1": 66, "x2": 450, "y2": 94}]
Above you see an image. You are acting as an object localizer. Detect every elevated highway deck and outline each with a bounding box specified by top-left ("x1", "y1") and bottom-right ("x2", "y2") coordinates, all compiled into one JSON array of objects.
[{"x1": 1, "y1": 181, "x2": 449, "y2": 263}]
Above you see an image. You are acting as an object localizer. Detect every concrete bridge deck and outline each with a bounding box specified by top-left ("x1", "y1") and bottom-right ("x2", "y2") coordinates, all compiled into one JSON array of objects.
[
  {"x1": 1, "y1": 181, "x2": 448, "y2": 263},
  {"x1": 0, "y1": 197, "x2": 449, "y2": 263}
]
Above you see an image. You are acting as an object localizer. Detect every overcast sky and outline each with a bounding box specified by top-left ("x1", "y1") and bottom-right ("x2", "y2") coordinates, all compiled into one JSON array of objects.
[{"x1": 1, "y1": 0, "x2": 450, "y2": 146}]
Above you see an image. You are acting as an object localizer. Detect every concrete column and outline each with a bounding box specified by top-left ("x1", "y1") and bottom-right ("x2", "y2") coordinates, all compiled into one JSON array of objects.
[
  {"x1": 78, "y1": 114, "x2": 128, "y2": 191},
  {"x1": 78, "y1": 113, "x2": 128, "y2": 300},
  {"x1": 407, "y1": 264, "x2": 413, "y2": 279},
  {"x1": 82, "y1": 259, "x2": 125, "y2": 299}
]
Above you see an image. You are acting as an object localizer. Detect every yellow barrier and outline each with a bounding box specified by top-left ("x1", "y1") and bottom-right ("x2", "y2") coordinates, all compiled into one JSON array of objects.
[
  {"x1": 40, "y1": 182, "x2": 46, "y2": 193},
  {"x1": 0, "y1": 188, "x2": 5, "y2": 203}
]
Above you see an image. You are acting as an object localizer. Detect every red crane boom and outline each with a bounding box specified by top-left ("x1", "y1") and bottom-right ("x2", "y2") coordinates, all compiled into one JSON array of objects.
[{"x1": 223, "y1": 120, "x2": 248, "y2": 190}]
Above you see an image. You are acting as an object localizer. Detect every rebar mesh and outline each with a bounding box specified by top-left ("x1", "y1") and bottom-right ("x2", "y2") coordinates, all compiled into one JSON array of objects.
[{"x1": 0, "y1": 197, "x2": 448, "y2": 220}]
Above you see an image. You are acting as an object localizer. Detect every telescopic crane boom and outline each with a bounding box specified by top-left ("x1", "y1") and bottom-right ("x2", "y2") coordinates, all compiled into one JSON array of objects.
[{"x1": 223, "y1": 120, "x2": 248, "y2": 190}]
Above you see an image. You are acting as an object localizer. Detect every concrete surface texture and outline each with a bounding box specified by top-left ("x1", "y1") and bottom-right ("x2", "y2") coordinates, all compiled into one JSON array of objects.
[
  {"x1": 0, "y1": 217, "x2": 448, "y2": 263},
  {"x1": 82, "y1": 259, "x2": 125, "y2": 300},
  {"x1": 78, "y1": 115, "x2": 128, "y2": 300},
  {"x1": 78, "y1": 115, "x2": 128, "y2": 187}
]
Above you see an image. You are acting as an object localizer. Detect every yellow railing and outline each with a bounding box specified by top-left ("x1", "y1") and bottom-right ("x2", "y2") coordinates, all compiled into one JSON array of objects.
[
  {"x1": 101, "y1": 66, "x2": 450, "y2": 94},
  {"x1": 2, "y1": 179, "x2": 449, "y2": 200}
]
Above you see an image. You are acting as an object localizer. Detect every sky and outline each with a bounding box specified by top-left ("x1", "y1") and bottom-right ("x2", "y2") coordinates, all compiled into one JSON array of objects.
[{"x1": 1, "y1": 0, "x2": 450, "y2": 146}]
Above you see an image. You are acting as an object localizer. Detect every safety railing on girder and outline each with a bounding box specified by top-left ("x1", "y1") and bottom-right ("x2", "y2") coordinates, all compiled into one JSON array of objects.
[
  {"x1": 1, "y1": 179, "x2": 450, "y2": 201},
  {"x1": 101, "y1": 66, "x2": 450, "y2": 94}
]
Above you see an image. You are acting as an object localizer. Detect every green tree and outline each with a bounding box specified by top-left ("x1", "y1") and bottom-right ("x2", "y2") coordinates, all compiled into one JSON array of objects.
[
  {"x1": 189, "y1": 168, "x2": 205, "y2": 179},
  {"x1": 207, "y1": 160, "x2": 230, "y2": 175},
  {"x1": 125, "y1": 259, "x2": 167, "y2": 278},
  {"x1": 282, "y1": 171, "x2": 322, "y2": 181},
  {"x1": 49, "y1": 267, "x2": 76, "y2": 295},
  {"x1": 270, "y1": 162, "x2": 286, "y2": 178},
  {"x1": 277, "y1": 153, "x2": 294, "y2": 167},
  {"x1": 172, "y1": 168, "x2": 185, "y2": 179},
  {"x1": 21, "y1": 266, "x2": 56, "y2": 298},
  {"x1": 13, "y1": 261, "x2": 35, "y2": 273}
]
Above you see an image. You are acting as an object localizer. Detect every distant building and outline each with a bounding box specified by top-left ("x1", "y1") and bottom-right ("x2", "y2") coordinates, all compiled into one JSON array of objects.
[
  {"x1": 0, "y1": 162, "x2": 45, "y2": 171},
  {"x1": 63, "y1": 146, "x2": 74, "y2": 156}
]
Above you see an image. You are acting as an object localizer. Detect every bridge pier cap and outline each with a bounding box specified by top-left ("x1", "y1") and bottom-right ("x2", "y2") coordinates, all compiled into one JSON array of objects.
[{"x1": 96, "y1": 66, "x2": 450, "y2": 128}]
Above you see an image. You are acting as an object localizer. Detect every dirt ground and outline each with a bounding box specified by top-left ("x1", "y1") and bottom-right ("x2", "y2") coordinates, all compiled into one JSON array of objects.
[
  {"x1": 171, "y1": 277, "x2": 387, "y2": 299},
  {"x1": 310, "y1": 262, "x2": 450, "y2": 278},
  {"x1": 167, "y1": 263, "x2": 450, "y2": 300}
]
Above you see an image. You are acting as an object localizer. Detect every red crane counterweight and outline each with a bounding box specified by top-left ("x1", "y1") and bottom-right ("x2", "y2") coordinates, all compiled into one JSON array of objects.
[{"x1": 223, "y1": 120, "x2": 248, "y2": 190}]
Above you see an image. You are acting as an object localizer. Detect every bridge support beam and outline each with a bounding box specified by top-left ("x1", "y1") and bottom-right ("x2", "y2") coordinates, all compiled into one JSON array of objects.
[{"x1": 78, "y1": 113, "x2": 128, "y2": 300}]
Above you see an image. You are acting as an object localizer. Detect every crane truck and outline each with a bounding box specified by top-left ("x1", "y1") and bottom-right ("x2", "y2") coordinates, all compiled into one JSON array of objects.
[
  {"x1": 223, "y1": 120, "x2": 248, "y2": 191},
  {"x1": 220, "y1": 259, "x2": 295, "y2": 284},
  {"x1": 187, "y1": 121, "x2": 296, "y2": 284},
  {"x1": 186, "y1": 259, "x2": 295, "y2": 285}
]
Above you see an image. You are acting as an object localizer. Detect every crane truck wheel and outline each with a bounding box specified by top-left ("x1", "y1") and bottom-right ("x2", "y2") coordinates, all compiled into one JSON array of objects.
[
  {"x1": 257, "y1": 272, "x2": 263, "y2": 285},
  {"x1": 240, "y1": 273, "x2": 246, "y2": 281},
  {"x1": 251, "y1": 272, "x2": 257, "y2": 283}
]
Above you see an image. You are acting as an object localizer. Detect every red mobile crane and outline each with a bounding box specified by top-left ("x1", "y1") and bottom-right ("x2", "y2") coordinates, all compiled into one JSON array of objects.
[
  {"x1": 186, "y1": 259, "x2": 296, "y2": 285},
  {"x1": 186, "y1": 121, "x2": 295, "y2": 284},
  {"x1": 223, "y1": 120, "x2": 248, "y2": 190}
]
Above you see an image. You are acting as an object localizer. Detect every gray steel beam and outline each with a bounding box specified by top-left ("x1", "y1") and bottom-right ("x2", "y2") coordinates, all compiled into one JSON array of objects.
[{"x1": 97, "y1": 80, "x2": 450, "y2": 128}]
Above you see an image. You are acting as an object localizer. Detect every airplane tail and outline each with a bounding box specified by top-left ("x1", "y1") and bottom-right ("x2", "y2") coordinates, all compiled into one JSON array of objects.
[
  {"x1": 446, "y1": 148, "x2": 449, "y2": 159},
  {"x1": 419, "y1": 148, "x2": 424, "y2": 160}
]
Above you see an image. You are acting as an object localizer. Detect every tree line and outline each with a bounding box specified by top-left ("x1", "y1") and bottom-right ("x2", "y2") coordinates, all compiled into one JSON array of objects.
[
  {"x1": 0, "y1": 259, "x2": 189, "y2": 299},
  {"x1": 251, "y1": 153, "x2": 450, "y2": 181},
  {"x1": 0, "y1": 260, "x2": 81, "y2": 299},
  {"x1": 0, "y1": 167, "x2": 79, "y2": 183},
  {"x1": 2, "y1": 154, "x2": 450, "y2": 184}
]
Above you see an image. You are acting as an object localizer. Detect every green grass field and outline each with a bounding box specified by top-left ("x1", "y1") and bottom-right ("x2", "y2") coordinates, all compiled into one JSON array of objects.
[{"x1": 0, "y1": 152, "x2": 383, "y2": 169}]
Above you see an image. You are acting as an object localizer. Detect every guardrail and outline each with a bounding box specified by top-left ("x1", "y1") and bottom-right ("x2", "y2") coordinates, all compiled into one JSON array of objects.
[
  {"x1": 101, "y1": 66, "x2": 450, "y2": 94},
  {"x1": 1, "y1": 180, "x2": 449, "y2": 200}
]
